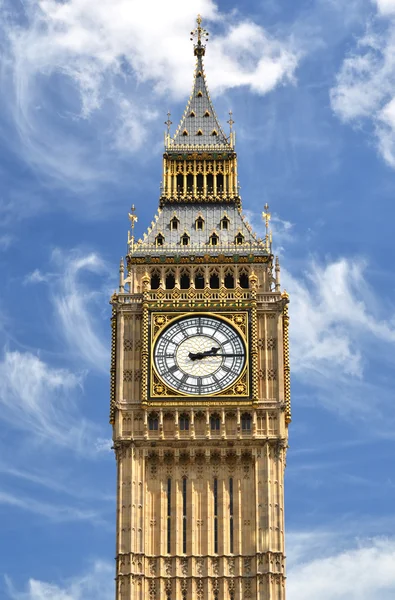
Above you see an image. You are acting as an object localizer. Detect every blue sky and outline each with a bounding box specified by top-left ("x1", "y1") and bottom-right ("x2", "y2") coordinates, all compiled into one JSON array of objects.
[{"x1": 1, "y1": 0, "x2": 395, "y2": 598}]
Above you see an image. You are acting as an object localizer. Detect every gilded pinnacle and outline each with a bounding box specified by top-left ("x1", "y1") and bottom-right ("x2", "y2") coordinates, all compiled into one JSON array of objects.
[{"x1": 190, "y1": 14, "x2": 209, "y2": 56}]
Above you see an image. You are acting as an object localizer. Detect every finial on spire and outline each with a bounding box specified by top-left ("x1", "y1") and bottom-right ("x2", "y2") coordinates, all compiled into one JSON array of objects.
[
  {"x1": 190, "y1": 14, "x2": 209, "y2": 56},
  {"x1": 128, "y1": 205, "x2": 138, "y2": 253},
  {"x1": 262, "y1": 203, "x2": 272, "y2": 253},
  {"x1": 227, "y1": 110, "x2": 235, "y2": 132},
  {"x1": 165, "y1": 111, "x2": 172, "y2": 134}
]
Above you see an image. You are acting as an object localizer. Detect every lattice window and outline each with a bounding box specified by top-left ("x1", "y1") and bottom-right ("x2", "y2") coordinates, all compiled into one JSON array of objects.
[
  {"x1": 210, "y1": 232, "x2": 219, "y2": 246},
  {"x1": 179, "y1": 414, "x2": 189, "y2": 431},
  {"x1": 181, "y1": 232, "x2": 190, "y2": 246},
  {"x1": 221, "y1": 215, "x2": 230, "y2": 230},
  {"x1": 210, "y1": 414, "x2": 220, "y2": 431},
  {"x1": 195, "y1": 216, "x2": 205, "y2": 231},
  {"x1": 241, "y1": 413, "x2": 252, "y2": 431},
  {"x1": 156, "y1": 233, "x2": 164, "y2": 246},
  {"x1": 148, "y1": 413, "x2": 159, "y2": 431}
]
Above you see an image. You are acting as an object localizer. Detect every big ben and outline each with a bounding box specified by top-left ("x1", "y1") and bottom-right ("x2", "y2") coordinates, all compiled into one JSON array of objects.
[{"x1": 110, "y1": 16, "x2": 291, "y2": 600}]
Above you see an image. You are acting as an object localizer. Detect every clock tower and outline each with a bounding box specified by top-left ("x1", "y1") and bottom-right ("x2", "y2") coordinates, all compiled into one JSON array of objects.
[{"x1": 110, "y1": 16, "x2": 291, "y2": 600}]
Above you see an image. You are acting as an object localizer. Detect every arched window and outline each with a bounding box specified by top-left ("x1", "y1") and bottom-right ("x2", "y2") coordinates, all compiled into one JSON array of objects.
[
  {"x1": 221, "y1": 216, "x2": 230, "y2": 230},
  {"x1": 207, "y1": 173, "x2": 214, "y2": 191},
  {"x1": 196, "y1": 129, "x2": 203, "y2": 136},
  {"x1": 217, "y1": 173, "x2": 224, "y2": 191},
  {"x1": 241, "y1": 413, "x2": 252, "y2": 431},
  {"x1": 239, "y1": 269, "x2": 249, "y2": 289},
  {"x1": 180, "y1": 270, "x2": 190, "y2": 289},
  {"x1": 176, "y1": 173, "x2": 183, "y2": 193},
  {"x1": 187, "y1": 173, "x2": 193, "y2": 191},
  {"x1": 204, "y1": 110, "x2": 210, "y2": 117},
  {"x1": 156, "y1": 233, "x2": 164, "y2": 246},
  {"x1": 189, "y1": 111, "x2": 196, "y2": 117},
  {"x1": 211, "y1": 130, "x2": 218, "y2": 136},
  {"x1": 235, "y1": 232, "x2": 244, "y2": 245},
  {"x1": 210, "y1": 233, "x2": 219, "y2": 246},
  {"x1": 196, "y1": 216, "x2": 204, "y2": 231},
  {"x1": 210, "y1": 272, "x2": 220, "y2": 289},
  {"x1": 171, "y1": 216, "x2": 179, "y2": 230},
  {"x1": 210, "y1": 414, "x2": 220, "y2": 431},
  {"x1": 224, "y1": 270, "x2": 235, "y2": 289},
  {"x1": 148, "y1": 414, "x2": 159, "y2": 431},
  {"x1": 179, "y1": 414, "x2": 189, "y2": 431},
  {"x1": 197, "y1": 173, "x2": 203, "y2": 192},
  {"x1": 165, "y1": 272, "x2": 175, "y2": 289},
  {"x1": 182, "y1": 129, "x2": 188, "y2": 136},
  {"x1": 181, "y1": 233, "x2": 190, "y2": 246},
  {"x1": 150, "y1": 269, "x2": 161, "y2": 290},
  {"x1": 195, "y1": 269, "x2": 205, "y2": 289},
  {"x1": 180, "y1": 271, "x2": 191, "y2": 290},
  {"x1": 197, "y1": 90, "x2": 203, "y2": 97}
]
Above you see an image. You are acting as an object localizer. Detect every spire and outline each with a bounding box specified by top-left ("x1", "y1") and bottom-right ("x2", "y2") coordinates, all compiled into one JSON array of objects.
[{"x1": 167, "y1": 16, "x2": 232, "y2": 150}]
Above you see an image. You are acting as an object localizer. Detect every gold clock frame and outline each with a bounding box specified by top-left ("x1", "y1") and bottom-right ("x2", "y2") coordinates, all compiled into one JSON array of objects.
[{"x1": 148, "y1": 310, "x2": 250, "y2": 401}]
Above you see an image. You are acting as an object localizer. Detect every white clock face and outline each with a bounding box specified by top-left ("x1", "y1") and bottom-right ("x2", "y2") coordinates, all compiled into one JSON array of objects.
[{"x1": 153, "y1": 315, "x2": 246, "y2": 396}]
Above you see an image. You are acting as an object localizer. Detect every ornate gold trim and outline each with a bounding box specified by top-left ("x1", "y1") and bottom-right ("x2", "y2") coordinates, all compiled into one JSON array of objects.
[
  {"x1": 109, "y1": 305, "x2": 117, "y2": 424},
  {"x1": 149, "y1": 311, "x2": 250, "y2": 400},
  {"x1": 283, "y1": 301, "x2": 291, "y2": 423},
  {"x1": 127, "y1": 255, "x2": 270, "y2": 265}
]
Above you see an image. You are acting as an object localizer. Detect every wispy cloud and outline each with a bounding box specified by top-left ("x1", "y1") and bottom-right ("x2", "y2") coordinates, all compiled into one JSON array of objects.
[
  {"x1": 0, "y1": 0, "x2": 299, "y2": 189},
  {"x1": 331, "y1": 3, "x2": 395, "y2": 167},
  {"x1": 6, "y1": 560, "x2": 114, "y2": 600},
  {"x1": 0, "y1": 349, "x2": 97, "y2": 451},
  {"x1": 25, "y1": 249, "x2": 111, "y2": 372},
  {"x1": 0, "y1": 490, "x2": 103, "y2": 524},
  {"x1": 285, "y1": 258, "x2": 395, "y2": 377}
]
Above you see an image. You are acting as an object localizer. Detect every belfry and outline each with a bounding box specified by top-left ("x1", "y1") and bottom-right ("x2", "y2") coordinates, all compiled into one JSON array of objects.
[{"x1": 110, "y1": 16, "x2": 291, "y2": 600}]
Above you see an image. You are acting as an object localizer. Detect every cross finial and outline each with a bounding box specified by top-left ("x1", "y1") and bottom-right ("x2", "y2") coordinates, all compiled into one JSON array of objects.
[
  {"x1": 227, "y1": 110, "x2": 235, "y2": 132},
  {"x1": 128, "y1": 205, "x2": 138, "y2": 253},
  {"x1": 165, "y1": 111, "x2": 172, "y2": 134},
  {"x1": 262, "y1": 203, "x2": 272, "y2": 252},
  {"x1": 190, "y1": 15, "x2": 209, "y2": 56}
]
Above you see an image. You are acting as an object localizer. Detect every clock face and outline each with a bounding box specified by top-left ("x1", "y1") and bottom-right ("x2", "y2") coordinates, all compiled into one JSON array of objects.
[{"x1": 153, "y1": 315, "x2": 246, "y2": 396}]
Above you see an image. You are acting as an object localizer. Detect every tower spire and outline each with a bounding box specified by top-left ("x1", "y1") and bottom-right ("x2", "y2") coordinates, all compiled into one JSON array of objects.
[{"x1": 169, "y1": 16, "x2": 230, "y2": 150}]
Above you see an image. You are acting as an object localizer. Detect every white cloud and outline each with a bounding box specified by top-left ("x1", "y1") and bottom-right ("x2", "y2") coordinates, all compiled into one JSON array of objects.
[
  {"x1": 6, "y1": 561, "x2": 113, "y2": 600},
  {"x1": 25, "y1": 249, "x2": 111, "y2": 372},
  {"x1": 376, "y1": 0, "x2": 395, "y2": 15},
  {"x1": 0, "y1": 490, "x2": 101, "y2": 524},
  {"x1": 285, "y1": 258, "x2": 395, "y2": 378},
  {"x1": 288, "y1": 536, "x2": 395, "y2": 599},
  {"x1": 0, "y1": 1, "x2": 298, "y2": 188},
  {"x1": 52, "y1": 251, "x2": 110, "y2": 372},
  {"x1": 330, "y1": 6, "x2": 395, "y2": 167},
  {"x1": 0, "y1": 349, "x2": 95, "y2": 450}
]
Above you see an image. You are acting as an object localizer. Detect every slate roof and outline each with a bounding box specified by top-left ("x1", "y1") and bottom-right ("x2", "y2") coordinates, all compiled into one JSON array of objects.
[
  {"x1": 167, "y1": 53, "x2": 231, "y2": 150},
  {"x1": 132, "y1": 202, "x2": 267, "y2": 257}
]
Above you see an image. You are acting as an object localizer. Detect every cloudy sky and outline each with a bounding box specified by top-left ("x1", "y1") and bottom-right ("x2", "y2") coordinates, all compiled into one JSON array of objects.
[{"x1": 1, "y1": 0, "x2": 395, "y2": 598}]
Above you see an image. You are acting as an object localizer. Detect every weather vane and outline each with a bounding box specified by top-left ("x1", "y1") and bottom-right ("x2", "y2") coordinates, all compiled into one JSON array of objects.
[
  {"x1": 128, "y1": 204, "x2": 138, "y2": 253},
  {"x1": 262, "y1": 203, "x2": 272, "y2": 252},
  {"x1": 190, "y1": 14, "x2": 209, "y2": 55}
]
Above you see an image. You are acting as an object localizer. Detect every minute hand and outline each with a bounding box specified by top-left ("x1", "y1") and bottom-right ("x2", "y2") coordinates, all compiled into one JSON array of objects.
[{"x1": 210, "y1": 353, "x2": 244, "y2": 357}]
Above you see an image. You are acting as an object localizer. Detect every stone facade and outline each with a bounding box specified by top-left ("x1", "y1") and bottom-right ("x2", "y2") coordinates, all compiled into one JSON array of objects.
[{"x1": 110, "y1": 17, "x2": 290, "y2": 600}]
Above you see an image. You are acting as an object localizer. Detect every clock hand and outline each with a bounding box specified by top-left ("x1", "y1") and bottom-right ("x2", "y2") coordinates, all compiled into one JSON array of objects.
[{"x1": 188, "y1": 347, "x2": 220, "y2": 361}]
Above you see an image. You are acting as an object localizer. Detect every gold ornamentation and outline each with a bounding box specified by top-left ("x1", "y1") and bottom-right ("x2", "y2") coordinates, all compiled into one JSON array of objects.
[
  {"x1": 109, "y1": 305, "x2": 117, "y2": 424},
  {"x1": 149, "y1": 311, "x2": 250, "y2": 400},
  {"x1": 283, "y1": 299, "x2": 291, "y2": 423}
]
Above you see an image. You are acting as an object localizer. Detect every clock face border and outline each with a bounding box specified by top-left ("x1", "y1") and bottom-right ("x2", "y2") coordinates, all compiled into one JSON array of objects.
[{"x1": 149, "y1": 311, "x2": 250, "y2": 400}]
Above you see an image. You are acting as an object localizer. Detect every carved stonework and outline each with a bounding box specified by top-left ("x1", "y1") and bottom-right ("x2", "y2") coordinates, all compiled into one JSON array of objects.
[{"x1": 112, "y1": 19, "x2": 289, "y2": 600}]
